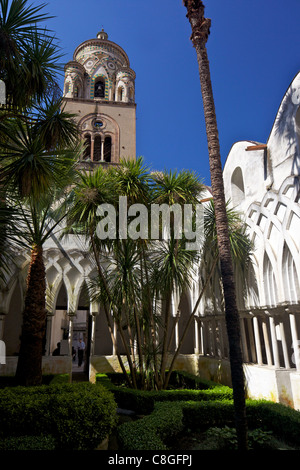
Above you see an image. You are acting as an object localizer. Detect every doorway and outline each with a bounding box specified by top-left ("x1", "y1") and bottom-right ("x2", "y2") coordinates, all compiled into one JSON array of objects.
[{"x1": 72, "y1": 286, "x2": 92, "y2": 380}]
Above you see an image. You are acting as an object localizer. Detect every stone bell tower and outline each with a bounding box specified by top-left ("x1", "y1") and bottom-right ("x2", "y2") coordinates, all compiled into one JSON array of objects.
[{"x1": 63, "y1": 29, "x2": 136, "y2": 164}]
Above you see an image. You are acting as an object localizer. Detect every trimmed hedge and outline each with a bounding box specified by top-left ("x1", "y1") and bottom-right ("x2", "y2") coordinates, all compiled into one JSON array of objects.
[
  {"x1": 96, "y1": 372, "x2": 232, "y2": 414},
  {"x1": 0, "y1": 435, "x2": 56, "y2": 450},
  {"x1": 96, "y1": 374, "x2": 155, "y2": 414},
  {"x1": 168, "y1": 370, "x2": 226, "y2": 390},
  {"x1": 117, "y1": 401, "x2": 184, "y2": 450},
  {"x1": 182, "y1": 399, "x2": 300, "y2": 447},
  {"x1": 0, "y1": 382, "x2": 118, "y2": 450},
  {"x1": 0, "y1": 373, "x2": 70, "y2": 388}
]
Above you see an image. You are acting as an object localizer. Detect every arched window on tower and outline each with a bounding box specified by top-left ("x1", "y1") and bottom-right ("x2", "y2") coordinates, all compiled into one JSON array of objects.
[
  {"x1": 118, "y1": 87, "x2": 124, "y2": 102},
  {"x1": 64, "y1": 82, "x2": 70, "y2": 96},
  {"x1": 94, "y1": 79, "x2": 105, "y2": 98},
  {"x1": 104, "y1": 136, "x2": 112, "y2": 162},
  {"x1": 74, "y1": 81, "x2": 81, "y2": 99},
  {"x1": 83, "y1": 135, "x2": 91, "y2": 160},
  {"x1": 94, "y1": 135, "x2": 102, "y2": 161}
]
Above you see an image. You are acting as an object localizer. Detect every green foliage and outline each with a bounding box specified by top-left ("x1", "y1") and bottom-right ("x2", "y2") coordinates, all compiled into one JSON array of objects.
[
  {"x1": 0, "y1": 382, "x2": 118, "y2": 450},
  {"x1": 0, "y1": 435, "x2": 56, "y2": 450},
  {"x1": 206, "y1": 426, "x2": 238, "y2": 450},
  {"x1": 96, "y1": 372, "x2": 232, "y2": 416},
  {"x1": 205, "y1": 426, "x2": 274, "y2": 450},
  {"x1": 117, "y1": 402, "x2": 184, "y2": 450},
  {"x1": 168, "y1": 369, "x2": 229, "y2": 390},
  {"x1": 182, "y1": 399, "x2": 300, "y2": 447},
  {"x1": 96, "y1": 374, "x2": 155, "y2": 414}
]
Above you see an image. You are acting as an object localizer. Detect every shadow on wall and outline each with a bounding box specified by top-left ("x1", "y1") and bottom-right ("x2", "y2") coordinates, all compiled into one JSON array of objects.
[{"x1": 273, "y1": 75, "x2": 300, "y2": 177}]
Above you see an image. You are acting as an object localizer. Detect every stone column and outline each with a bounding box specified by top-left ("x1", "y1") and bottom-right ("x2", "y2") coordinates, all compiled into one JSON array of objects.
[
  {"x1": 90, "y1": 302, "x2": 99, "y2": 356},
  {"x1": 101, "y1": 138, "x2": 105, "y2": 161},
  {"x1": 199, "y1": 320, "x2": 204, "y2": 355},
  {"x1": 210, "y1": 318, "x2": 216, "y2": 357},
  {"x1": 44, "y1": 314, "x2": 53, "y2": 356},
  {"x1": 269, "y1": 315, "x2": 280, "y2": 368},
  {"x1": 279, "y1": 320, "x2": 290, "y2": 368},
  {"x1": 262, "y1": 318, "x2": 272, "y2": 366},
  {"x1": 194, "y1": 317, "x2": 199, "y2": 354},
  {"x1": 0, "y1": 314, "x2": 5, "y2": 341},
  {"x1": 253, "y1": 316, "x2": 263, "y2": 365},
  {"x1": 247, "y1": 316, "x2": 257, "y2": 363},
  {"x1": 240, "y1": 317, "x2": 249, "y2": 362},
  {"x1": 113, "y1": 316, "x2": 117, "y2": 355},
  {"x1": 90, "y1": 137, "x2": 94, "y2": 161},
  {"x1": 289, "y1": 311, "x2": 300, "y2": 371},
  {"x1": 175, "y1": 322, "x2": 179, "y2": 351},
  {"x1": 68, "y1": 315, "x2": 74, "y2": 356}
]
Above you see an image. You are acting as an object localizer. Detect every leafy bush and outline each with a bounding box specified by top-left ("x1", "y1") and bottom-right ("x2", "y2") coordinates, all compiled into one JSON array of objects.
[
  {"x1": 0, "y1": 435, "x2": 56, "y2": 450},
  {"x1": 96, "y1": 373, "x2": 232, "y2": 416},
  {"x1": 205, "y1": 426, "x2": 274, "y2": 450},
  {"x1": 0, "y1": 382, "x2": 118, "y2": 450},
  {"x1": 168, "y1": 370, "x2": 225, "y2": 390},
  {"x1": 182, "y1": 399, "x2": 300, "y2": 447},
  {"x1": 96, "y1": 374, "x2": 154, "y2": 414},
  {"x1": 117, "y1": 402, "x2": 184, "y2": 450}
]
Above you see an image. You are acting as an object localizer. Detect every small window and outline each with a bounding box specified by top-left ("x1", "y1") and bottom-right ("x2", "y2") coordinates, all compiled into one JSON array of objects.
[
  {"x1": 83, "y1": 135, "x2": 91, "y2": 160},
  {"x1": 104, "y1": 136, "x2": 112, "y2": 162},
  {"x1": 118, "y1": 87, "x2": 124, "y2": 101},
  {"x1": 64, "y1": 82, "x2": 70, "y2": 95},
  {"x1": 94, "y1": 79, "x2": 105, "y2": 98}
]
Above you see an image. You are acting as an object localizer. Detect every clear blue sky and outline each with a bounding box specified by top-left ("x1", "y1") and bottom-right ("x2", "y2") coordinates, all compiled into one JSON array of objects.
[{"x1": 40, "y1": 0, "x2": 299, "y2": 186}]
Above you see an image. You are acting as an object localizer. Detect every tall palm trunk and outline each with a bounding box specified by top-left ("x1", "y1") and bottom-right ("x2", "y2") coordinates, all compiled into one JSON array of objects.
[
  {"x1": 15, "y1": 244, "x2": 46, "y2": 386},
  {"x1": 184, "y1": 0, "x2": 248, "y2": 450}
]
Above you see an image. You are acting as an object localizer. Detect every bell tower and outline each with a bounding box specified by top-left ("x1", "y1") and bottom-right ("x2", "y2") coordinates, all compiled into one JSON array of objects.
[{"x1": 63, "y1": 29, "x2": 136, "y2": 165}]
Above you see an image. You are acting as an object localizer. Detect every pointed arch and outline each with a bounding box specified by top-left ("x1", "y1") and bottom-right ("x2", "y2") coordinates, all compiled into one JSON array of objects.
[
  {"x1": 231, "y1": 166, "x2": 245, "y2": 206},
  {"x1": 263, "y1": 253, "x2": 278, "y2": 306},
  {"x1": 282, "y1": 243, "x2": 300, "y2": 303},
  {"x1": 94, "y1": 135, "x2": 102, "y2": 161},
  {"x1": 83, "y1": 134, "x2": 91, "y2": 160}
]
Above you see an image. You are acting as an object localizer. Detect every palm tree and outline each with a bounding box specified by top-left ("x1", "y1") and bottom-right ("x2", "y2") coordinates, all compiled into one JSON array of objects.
[
  {"x1": 0, "y1": 0, "x2": 59, "y2": 112},
  {"x1": 184, "y1": 0, "x2": 249, "y2": 450},
  {"x1": 0, "y1": 108, "x2": 79, "y2": 385},
  {"x1": 150, "y1": 169, "x2": 204, "y2": 387},
  {"x1": 164, "y1": 199, "x2": 253, "y2": 389}
]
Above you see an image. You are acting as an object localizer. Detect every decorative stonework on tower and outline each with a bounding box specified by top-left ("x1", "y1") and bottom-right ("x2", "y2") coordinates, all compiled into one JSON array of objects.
[{"x1": 63, "y1": 30, "x2": 136, "y2": 164}]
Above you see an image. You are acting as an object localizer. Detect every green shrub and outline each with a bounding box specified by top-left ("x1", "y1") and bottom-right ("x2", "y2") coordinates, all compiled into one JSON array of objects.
[
  {"x1": 96, "y1": 373, "x2": 232, "y2": 416},
  {"x1": 148, "y1": 387, "x2": 232, "y2": 402},
  {"x1": 182, "y1": 399, "x2": 300, "y2": 447},
  {"x1": 0, "y1": 382, "x2": 118, "y2": 450},
  {"x1": 117, "y1": 401, "x2": 184, "y2": 450},
  {"x1": 96, "y1": 374, "x2": 155, "y2": 414},
  {"x1": 204, "y1": 426, "x2": 274, "y2": 450},
  {"x1": 48, "y1": 374, "x2": 70, "y2": 385},
  {"x1": 0, "y1": 435, "x2": 56, "y2": 450},
  {"x1": 168, "y1": 370, "x2": 225, "y2": 390}
]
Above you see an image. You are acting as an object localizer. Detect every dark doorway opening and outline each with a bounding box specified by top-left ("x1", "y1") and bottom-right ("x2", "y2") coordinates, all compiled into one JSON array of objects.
[{"x1": 72, "y1": 285, "x2": 91, "y2": 381}]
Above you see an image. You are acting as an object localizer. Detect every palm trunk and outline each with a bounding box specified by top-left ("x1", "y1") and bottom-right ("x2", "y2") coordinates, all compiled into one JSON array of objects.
[
  {"x1": 184, "y1": 0, "x2": 248, "y2": 451},
  {"x1": 15, "y1": 244, "x2": 46, "y2": 386},
  {"x1": 141, "y1": 245, "x2": 160, "y2": 389}
]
